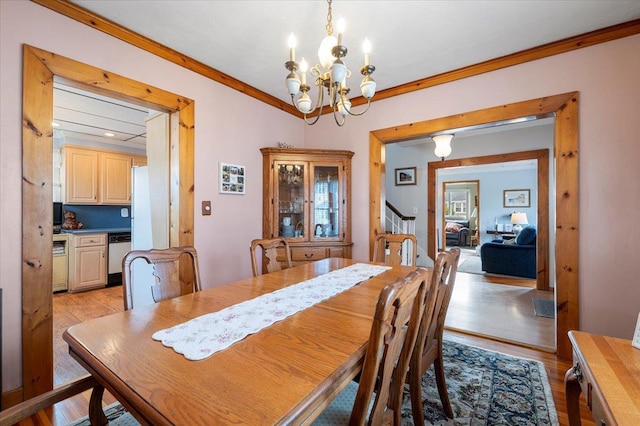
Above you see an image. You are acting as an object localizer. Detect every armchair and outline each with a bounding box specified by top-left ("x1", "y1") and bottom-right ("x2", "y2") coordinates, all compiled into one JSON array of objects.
[
  {"x1": 445, "y1": 219, "x2": 470, "y2": 246},
  {"x1": 480, "y1": 226, "x2": 537, "y2": 278}
]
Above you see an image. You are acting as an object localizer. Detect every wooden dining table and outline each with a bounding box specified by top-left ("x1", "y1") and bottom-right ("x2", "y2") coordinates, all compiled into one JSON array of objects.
[{"x1": 63, "y1": 258, "x2": 421, "y2": 425}]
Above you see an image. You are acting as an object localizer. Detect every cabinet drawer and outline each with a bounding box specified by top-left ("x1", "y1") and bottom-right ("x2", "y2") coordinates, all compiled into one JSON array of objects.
[
  {"x1": 74, "y1": 234, "x2": 106, "y2": 247},
  {"x1": 291, "y1": 247, "x2": 329, "y2": 262}
]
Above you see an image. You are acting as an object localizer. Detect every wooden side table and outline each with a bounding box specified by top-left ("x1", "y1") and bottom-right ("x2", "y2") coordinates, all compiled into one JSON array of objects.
[{"x1": 565, "y1": 330, "x2": 640, "y2": 425}]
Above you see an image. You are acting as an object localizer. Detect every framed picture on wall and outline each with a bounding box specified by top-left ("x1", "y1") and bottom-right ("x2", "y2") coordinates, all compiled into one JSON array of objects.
[
  {"x1": 503, "y1": 189, "x2": 530, "y2": 208},
  {"x1": 395, "y1": 167, "x2": 417, "y2": 186},
  {"x1": 219, "y1": 162, "x2": 246, "y2": 194}
]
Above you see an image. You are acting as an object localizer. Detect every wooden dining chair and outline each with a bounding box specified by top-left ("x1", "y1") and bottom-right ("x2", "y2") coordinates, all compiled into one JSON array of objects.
[
  {"x1": 372, "y1": 233, "x2": 418, "y2": 266},
  {"x1": 122, "y1": 245, "x2": 202, "y2": 310},
  {"x1": 408, "y1": 247, "x2": 461, "y2": 424},
  {"x1": 313, "y1": 268, "x2": 435, "y2": 425},
  {"x1": 250, "y1": 238, "x2": 293, "y2": 277},
  {"x1": 0, "y1": 375, "x2": 108, "y2": 425}
]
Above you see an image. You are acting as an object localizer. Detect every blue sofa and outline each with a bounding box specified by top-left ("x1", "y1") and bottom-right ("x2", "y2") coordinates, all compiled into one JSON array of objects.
[{"x1": 480, "y1": 226, "x2": 536, "y2": 278}]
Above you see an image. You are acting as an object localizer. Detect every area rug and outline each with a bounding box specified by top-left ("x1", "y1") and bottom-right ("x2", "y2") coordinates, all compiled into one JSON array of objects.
[
  {"x1": 532, "y1": 298, "x2": 555, "y2": 318},
  {"x1": 400, "y1": 340, "x2": 558, "y2": 425},
  {"x1": 457, "y1": 255, "x2": 486, "y2": 275},
  {"x1": 70, "y1": 341, "x2": 558, "y2": 426}
]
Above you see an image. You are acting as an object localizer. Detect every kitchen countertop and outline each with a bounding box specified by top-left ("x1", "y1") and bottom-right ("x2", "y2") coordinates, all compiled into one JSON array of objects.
[{"x1": 62, "y1": 227, "x2": 131, "y2": 234}]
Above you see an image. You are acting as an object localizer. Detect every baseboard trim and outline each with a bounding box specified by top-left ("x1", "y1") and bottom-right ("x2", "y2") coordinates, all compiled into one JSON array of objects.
[{"x1": 2, "y1": 386, "x2": 24, "y2": 410}]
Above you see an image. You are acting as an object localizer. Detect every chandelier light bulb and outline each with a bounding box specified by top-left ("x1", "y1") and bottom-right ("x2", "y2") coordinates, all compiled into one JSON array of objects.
[
  {"x1": 336, "y1": 17, "x2": 346, "y2": 45},
  {"x1": 288, "y1": 33, "x2": 297, "y2": 61},
  {"x1": 362, "y1": 38, "x2": 371, "y2": 66},
  {"x1": 299, "y1": 58, "x2": 308, "y2": 85}
]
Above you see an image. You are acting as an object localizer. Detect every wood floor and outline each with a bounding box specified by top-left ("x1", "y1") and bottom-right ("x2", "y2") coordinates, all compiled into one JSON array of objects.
[
  {"x1": 16, "y1": 266, "x2": 589, "y2": 426},
  {"x1": 447, "y1": 249, "x2": 555, "y2": 351}
]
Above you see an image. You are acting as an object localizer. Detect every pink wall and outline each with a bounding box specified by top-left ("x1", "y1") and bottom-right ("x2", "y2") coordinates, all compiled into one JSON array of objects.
[
  {"x1": 304, "y1": 34, "x2": 640, "y2": 344},
  {"x1": 0, "y1": 1, "x2": 302, "y2": 391},
  {"x1": 2, "y1": 0, "x2": 639, "y2": 392}
]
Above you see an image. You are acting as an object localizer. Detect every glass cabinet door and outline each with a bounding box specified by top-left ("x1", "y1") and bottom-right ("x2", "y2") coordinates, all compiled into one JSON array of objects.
[
  {"x1": 276, "y1": 162, "x2": 305, "y2": 239},
  {"x1": 312, "y1": 165, "x2": 340, "y2": 240}
]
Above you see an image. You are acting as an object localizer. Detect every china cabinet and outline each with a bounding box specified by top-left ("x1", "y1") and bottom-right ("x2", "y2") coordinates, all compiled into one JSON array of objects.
[{"x1": 261, "y1": 148, "x2": 354, "y2": 266}]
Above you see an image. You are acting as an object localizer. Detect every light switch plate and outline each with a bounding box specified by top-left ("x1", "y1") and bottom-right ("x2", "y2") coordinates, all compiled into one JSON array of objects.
[
  {"x1": 202, "y1": 201, "x2": 212, "y2": 216},
  {"x1": 120, "y1": 207, "x2": 129, "y2": 218}
]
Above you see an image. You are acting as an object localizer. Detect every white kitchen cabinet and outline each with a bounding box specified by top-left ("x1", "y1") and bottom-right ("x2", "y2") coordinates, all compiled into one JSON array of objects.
[{"x1": 68, "y1": 233, "x2": 107, "y2": 292}]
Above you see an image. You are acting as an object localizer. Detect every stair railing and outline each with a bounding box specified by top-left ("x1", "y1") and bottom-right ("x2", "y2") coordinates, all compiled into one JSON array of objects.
[{"x1": 385, "y1": 201, "x2": 417, "y2": 265}]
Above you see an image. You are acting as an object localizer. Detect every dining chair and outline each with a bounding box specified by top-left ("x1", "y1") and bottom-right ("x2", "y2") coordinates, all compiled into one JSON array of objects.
[
  {"x1": 408, "y1": 247, "x2": 461, "y2": 424},
  {"x1": 0, "y1": 375, "x2": 108, "y2": 425},
  {"x1": 122, "y1": 245, "x2": 202, "y2": 310},
  {"x1": 313, "y1": 268, "x2": 434, "y2": 425},
  {"x1": 372, "y1": 233, "x2": 418, "y2": 266},
  {"x1": 250, "y1": 238, "x2": 293, "y2": 277}
]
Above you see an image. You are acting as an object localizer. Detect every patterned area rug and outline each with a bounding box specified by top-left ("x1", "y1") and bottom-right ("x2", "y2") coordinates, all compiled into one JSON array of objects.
[
  {"x1": 70, "y1": 341, "x2": 558, "y2": 426},
  {"x1": 400, "y1": 340, "x2": 558, "y2": 425}
]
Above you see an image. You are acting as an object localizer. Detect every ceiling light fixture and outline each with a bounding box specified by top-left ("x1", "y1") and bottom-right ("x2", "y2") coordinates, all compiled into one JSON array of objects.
[
  {"x1": 284, "y1": 0, "x2": 376, "y2": 127},
  {"x1": 432, "y1": 134, "x2": 454, "y2": 160},
  {"x1": 104, "y1": 132, "x2": 115, "y2": 137},
  {"x1": 52, "y1": 122, "x2": 60, "y2": 127}
]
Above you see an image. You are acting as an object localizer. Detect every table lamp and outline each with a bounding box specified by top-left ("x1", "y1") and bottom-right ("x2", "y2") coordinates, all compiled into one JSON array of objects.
[{"x1": 511, "y1": 212, "x2": 528, "y2": 234}]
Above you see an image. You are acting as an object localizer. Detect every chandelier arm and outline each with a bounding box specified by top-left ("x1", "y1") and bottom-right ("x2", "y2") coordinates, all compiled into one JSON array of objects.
[
  {"x1": 343, "y1": 97, "x2": 372, "y2": 117},
  {"x1": 301, "y1": 85, "x2": 326, "y2": 125},
  {"x1": 331, "y1": 108, "x2": 346, "y2": 127}
]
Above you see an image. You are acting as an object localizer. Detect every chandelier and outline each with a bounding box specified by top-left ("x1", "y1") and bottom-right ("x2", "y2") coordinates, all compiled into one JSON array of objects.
[{"x1": 284, "y1": 0, "x2": 376, "y2": 126}]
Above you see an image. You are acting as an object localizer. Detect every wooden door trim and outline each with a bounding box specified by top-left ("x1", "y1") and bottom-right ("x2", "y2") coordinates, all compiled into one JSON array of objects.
[
  {"x1": 369, "y1": 92, "x2": 578, "y2": 359},
  {"x1": 22, "y1": 44, "x2": 194, "y2": 399}
]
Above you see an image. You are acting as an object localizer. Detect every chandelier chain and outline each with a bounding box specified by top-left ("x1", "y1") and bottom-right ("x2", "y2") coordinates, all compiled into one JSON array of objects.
[{"x1": 326, "y1": 0, "x2": 333, "y2": 35}]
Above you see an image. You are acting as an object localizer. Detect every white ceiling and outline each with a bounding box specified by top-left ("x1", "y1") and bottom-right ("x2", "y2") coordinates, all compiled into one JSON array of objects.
[
  {"x1": 54, "y1": 1, "x2": 640, "y2": 147},
  {"x1": 69, "y1": 0, "x2": 640, "y2": 103}
]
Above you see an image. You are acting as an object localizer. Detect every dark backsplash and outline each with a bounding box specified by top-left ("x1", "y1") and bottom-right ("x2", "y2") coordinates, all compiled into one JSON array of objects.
[{"x1": 62, "y1": 205, "x2": 131, "y2": 229}]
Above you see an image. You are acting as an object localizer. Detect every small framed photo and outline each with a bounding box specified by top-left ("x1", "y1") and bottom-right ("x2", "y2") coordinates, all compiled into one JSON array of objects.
[
  {"x1": 219, "y1": 162, "x2": 245, "y2": 194},
  {"x1": 497, "y1": 223, "x2": 504, "y2": 232},
  {"x1": 504, "y1": 189, "x2": 530, "y2": 208},
  {"x1": 504, "y1": 223, "x2": 513, "y2": 232},
  {"x1": 395, "y1": 167, "x2": 417, "y2": 186}
]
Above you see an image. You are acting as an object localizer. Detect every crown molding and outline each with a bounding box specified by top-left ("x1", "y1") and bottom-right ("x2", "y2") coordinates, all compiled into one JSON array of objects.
[{"x1": 31, "y1": 1, "x2": 640, "y2": 117}]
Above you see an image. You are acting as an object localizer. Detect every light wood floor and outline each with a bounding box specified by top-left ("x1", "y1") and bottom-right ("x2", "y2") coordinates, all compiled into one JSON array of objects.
[
  {"x1": 447, "y1": 249, "x2": 555, "y2": 351},
  {"x1": 18, "y1": 265, "x2": 574, "y2": 425}
]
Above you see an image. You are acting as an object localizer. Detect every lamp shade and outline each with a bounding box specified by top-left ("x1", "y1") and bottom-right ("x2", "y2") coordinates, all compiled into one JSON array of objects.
[
  {"x1": 511, "y1": 212, "x2": 528, "y2": 225},
  {"x1": 432, "y1": 134, "x2": 453, "y2": 159}
]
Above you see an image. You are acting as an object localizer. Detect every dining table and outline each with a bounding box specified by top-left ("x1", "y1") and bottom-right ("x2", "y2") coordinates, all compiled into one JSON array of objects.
[{"x1": 63, "y1": 257, "x2": 421, "y2": 425}]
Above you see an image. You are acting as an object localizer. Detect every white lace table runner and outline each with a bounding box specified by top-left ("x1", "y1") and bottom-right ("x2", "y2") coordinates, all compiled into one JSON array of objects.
[{"x1": 152, "y1": 263, "x2": 391, "y2": 361}]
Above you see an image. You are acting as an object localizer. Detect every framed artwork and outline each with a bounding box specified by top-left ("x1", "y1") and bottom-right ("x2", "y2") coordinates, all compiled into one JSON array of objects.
[
  {"x1": 395, "y1": 167, "x2": 417, "y2": 186},
  {"x1": 503, "y1": 189, "x2": 530, "y2": 208},
  {"x1": 219, "y1": 162, "x2": 245, "y2": 194}
]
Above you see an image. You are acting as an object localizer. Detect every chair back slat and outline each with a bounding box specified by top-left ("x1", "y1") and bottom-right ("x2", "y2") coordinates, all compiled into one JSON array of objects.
[
  {"x1": 250, "y1": 238, "x2": 293, "y2": 277},
  {"x1": 122, "y1": 246, "x2": 202, "y2": 311},
  {"x1": 372, "y1": 233, "x2": 418, "y2": 266}
]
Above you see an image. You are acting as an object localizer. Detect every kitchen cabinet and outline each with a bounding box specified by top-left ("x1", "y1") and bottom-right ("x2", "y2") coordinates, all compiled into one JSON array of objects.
[
  {"x1": 52, "y1": 234, "x2": 68, "y2": 292},
  {"x1": 68, "y1": 233, "x2": 107, "y2": 292},
  {"x1": 62, "y1": 145, "x2": 146, "y2": 205},
  {"x1": 63, "y1": 146, "x2": 99, "y2": 204},
  {"x1": 261, "y1": 148, "x2": 354, "y2": 268}
]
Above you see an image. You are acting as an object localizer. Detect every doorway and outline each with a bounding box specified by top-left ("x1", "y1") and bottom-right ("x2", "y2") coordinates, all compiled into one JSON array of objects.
[
  {"x1": 442, "y1": 181, "x2": 479, "y2": 250},
  {"x1": 22, "y1": 45, "x2": 195, "y2": 399},
  {"x1": 368, "y1": 93, "x2": 579, "y2": 359}
]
